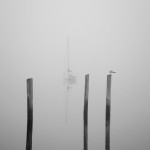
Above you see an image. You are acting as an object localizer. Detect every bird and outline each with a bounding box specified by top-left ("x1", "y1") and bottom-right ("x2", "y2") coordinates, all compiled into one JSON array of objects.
[{"x1": 109, "y1": 70, "x2": 116, "y2": 73}]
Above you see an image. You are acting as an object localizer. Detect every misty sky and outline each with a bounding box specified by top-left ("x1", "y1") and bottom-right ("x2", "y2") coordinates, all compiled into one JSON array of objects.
[{"x1": 0, "y1": 0, "x2": 150, "y2": 150}]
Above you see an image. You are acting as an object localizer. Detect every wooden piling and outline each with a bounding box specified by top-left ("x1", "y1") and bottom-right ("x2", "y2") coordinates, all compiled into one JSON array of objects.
[
  {"x1": 105, "y1": 74, "x2": 112, "y2": 150},
  {"x1": 83, "y1": 74, "x2": 89, "y2": 150},
  {"x1": 26, "y1": 78, "x2": 33, "y2": 150}
]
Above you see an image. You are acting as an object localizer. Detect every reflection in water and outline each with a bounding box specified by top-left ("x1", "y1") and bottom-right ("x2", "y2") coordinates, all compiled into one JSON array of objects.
[{"x1": 63, "y1": 69, "x2": 77, "y2": 123}]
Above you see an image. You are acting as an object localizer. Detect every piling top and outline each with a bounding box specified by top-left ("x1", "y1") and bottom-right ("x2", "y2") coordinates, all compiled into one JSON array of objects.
[
  {"x1": 27, "y1": 78, "x2": 33, "y2": 81},
  {"x1": 84, "y1": 74, "x2": 89, "y2": 101}
]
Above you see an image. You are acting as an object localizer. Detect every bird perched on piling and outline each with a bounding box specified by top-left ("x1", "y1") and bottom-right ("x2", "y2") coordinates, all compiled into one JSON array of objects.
[{"x1": 109, "y1": 70, "x2": 116, "y2": 73}]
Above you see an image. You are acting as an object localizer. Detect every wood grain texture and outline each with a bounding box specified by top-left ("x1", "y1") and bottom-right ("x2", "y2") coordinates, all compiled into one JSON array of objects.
[
  {"x1": 105, "y1": 74, "x2": 111, "y2": 150},
  {"x1": 26, "y1": 78, "x2": 33, "y2": 150},
  {"x1": 84, "y1": 74, "x2": 89, "y2": 150}
]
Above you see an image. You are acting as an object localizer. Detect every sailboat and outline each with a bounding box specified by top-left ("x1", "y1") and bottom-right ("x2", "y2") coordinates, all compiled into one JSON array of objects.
[{"x1": 63, "y1": 36, "x2": 76, "y2": 123}]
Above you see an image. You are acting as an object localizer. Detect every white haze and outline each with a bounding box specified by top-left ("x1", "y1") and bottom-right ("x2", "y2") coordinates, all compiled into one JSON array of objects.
[{"x1": 0, "y1": 0, "x2": 150, "y2": 150}]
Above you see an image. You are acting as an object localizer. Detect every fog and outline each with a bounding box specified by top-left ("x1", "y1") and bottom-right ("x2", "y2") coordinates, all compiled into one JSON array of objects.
[{"x1": 0, "y1": 0, "x2": 150, "y2": 150}]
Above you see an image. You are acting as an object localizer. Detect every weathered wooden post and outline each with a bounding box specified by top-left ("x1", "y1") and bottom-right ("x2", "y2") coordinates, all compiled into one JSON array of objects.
[
  {"x1": 26, "y1": 78, "x2": 33, "y2": 150},
  {"x1": 84, "y1": 74, "x2": 89, "y2": 150},
  {"x1": 105, "y1": 74, "x2": 112, "y2": 150}
]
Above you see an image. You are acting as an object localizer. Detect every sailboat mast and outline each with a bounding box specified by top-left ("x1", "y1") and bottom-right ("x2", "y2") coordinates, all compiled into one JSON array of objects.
[
  {"x1": 67, "y1": 36, "x2": 70, "y2": 72},
  {"x1": 65, "y1": 36, "x2": 70, "y2": 123}
]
